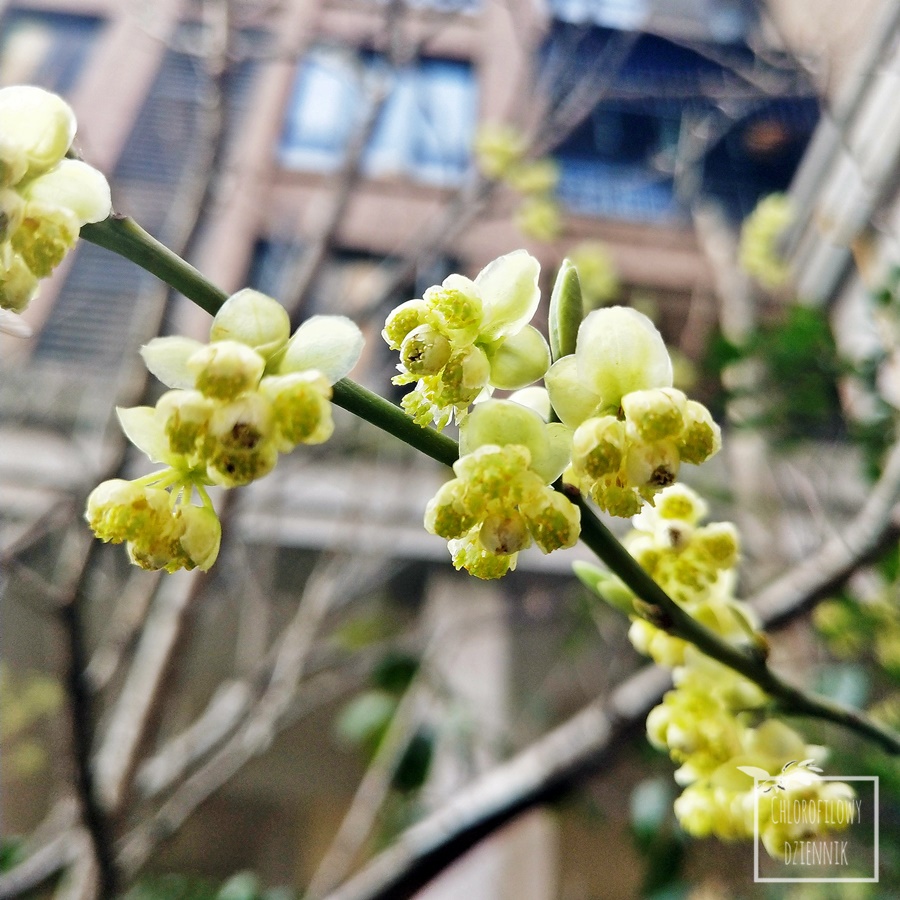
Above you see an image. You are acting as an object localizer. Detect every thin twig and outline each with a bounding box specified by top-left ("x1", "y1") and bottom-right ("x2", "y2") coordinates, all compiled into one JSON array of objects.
[{"x1": 116, "y1": 555, "x2": 388, "y2": 877}]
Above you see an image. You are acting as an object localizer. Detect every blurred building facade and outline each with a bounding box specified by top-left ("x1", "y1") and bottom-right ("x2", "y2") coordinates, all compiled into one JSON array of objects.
[{"x1": 0, "y1": 0, "x2": 834, "y2": 894}]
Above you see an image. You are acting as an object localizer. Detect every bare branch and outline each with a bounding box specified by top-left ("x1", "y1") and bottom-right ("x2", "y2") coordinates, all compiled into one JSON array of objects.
[{"x1": 116, "y1": 555, "x2": 390, "y2": 877}]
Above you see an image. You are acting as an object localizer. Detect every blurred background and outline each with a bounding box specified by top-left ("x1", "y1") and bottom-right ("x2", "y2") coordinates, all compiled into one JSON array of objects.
[{"x1": 2, "y1": 0, "x2": 900, "y2": 897}]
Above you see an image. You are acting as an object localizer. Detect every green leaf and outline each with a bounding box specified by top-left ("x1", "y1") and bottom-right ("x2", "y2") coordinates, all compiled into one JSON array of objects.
[
  {"x1": 548, "y1": 259, "x2": 583, "y2": 362},
  {"x1": 216, "y1": 872, "x2": 260, "y2": 900},
  {"x1": 335, "y1": 690, "x2": 397, "y2": 753}
]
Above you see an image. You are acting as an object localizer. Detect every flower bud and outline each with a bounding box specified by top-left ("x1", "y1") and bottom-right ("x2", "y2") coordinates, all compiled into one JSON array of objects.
[
  {"x1": 156, "y1": 390, "x2": 214, "y2": 457},
  {"x1": 261, "y1": 372, "x2": 333, "y2": 449},
  {"x1": 486, "y1": 324, "x2": 550, "y2": 390},
  {"x1": 677, "y1": 401, "x2": 721, "y2": 465},
  {"x1": 622, "y1": 388, "x2": 687, "y2": 442},
  {"x1": 520, "y1": 489, "x2": 581, "y2": 553},
  {"x1": 11, "y1": 203, "x2": 79, "y2": 277},
  {"x1": 178, "y1": 504, "x2": 222, "y2": 571},
  {"x1": 625, "y1": 439, "x2": 680, "y2": 491},
  {"x1": 0, "y1": 86, "x2": 76, "y2": 177},
  {"x1": 210, "y1": 288, "x2": 290, "y2": 360},
  {"x1": 383, "y1": 299, "x2": 430, "y2": 350},
  {"x1": 572, "y1": 415, "x2": 626, "y2": 479},
  {"x1": 400, "y1": 325, "x2": 452, "y2": 376},
  {"x1": 188, "y1": 340, "x2": 265, "y2": 400},
  {"x1": 206, "y1": 394, "x2": 277, "y2": 486},
  {"x1": 479, "y1": 511, "x2": 531, "y2": 555},
  {"x1": 0, "y1": 252, "x2": 38, "y2": 312},
  {"x1": 425, "y1": 278, "x2": 483, "y2": 344},
  {"x1": 434, "y1": 345, "x2": 490, "y2": 408}
]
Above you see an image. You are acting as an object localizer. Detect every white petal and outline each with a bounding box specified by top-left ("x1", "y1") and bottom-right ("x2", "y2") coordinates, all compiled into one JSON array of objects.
[
  {"x1": 141, "y1": 336, "x2": 204, "y2": 389},
  {"x1": 0, "y1": 86, "x2": 76, "y2": 176},
  {"x1": 279, "y1": 315, "x2": 364, "y2": 383},
  {"x1": 530, "y1": 422, "x2": 572, "y2": 483},
  {"x1": 544, "y1": 355, "x2": 604, "y2": 428},
  {"x1": 117, "y1": 406, "x2": 170, "y2": 462},
  {"x1": 576, "y1": 307, "x2": 672, "y2": 407},
  {"x1": 20, "y1": 159, "x2": 111, "y2": 224},
  {"x1": 0, "y1": 308, "x2": 32, "y2": 337},
  {"x1": 487, "y1": 324, "x2": 550, "y2": 390},
  {"x1": 475, "y1": 250, "x2": 541, "y2": 341},
  {"x1": 508, "y1": 386, "x2": 551, "y2": 421},
  {"x1": 461, "y1": 398, "x2": 548, "y2": 460}
]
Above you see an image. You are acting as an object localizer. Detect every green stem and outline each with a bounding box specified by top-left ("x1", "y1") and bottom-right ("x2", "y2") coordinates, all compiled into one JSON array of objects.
[
  {"x1": 82, "y1": 214, "x2": 900, "y2": 756},
  {"x1": 82, "y1": 216, "x2": 228, "y2": 315},
  {"x1": 575, "y1": 496, "x2": 900, "y2": 755},
  {"x1": 331, "y1": 379, "x2": 458, "y2": 469}
]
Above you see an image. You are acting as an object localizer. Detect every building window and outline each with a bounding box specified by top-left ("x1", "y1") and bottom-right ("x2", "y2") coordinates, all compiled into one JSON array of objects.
[
  {"x1": 0, "y1": 9, "x2": 102, "y2": 93},
  {"x1": 279, "y1": 48, "x2": 477, "y2": 187}
]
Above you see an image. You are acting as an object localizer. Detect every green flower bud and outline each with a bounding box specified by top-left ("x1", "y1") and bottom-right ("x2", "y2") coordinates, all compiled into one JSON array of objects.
[
  {"x1": 515, "y1": 195, "x2": 561, "y2": 242},
  {"x1": 449, "y1": 533, "x2": 516, "y2": 580},
  {"x1": 572, "y1": 415, "x2": 626, "y2": 479},
  {"x1": 260, "y1": 371, "x2": 333, "y2": 449},
  {"x1": 521, "y1": 489, "x2": 580, "y2": 554},
  {"x1": 382, "y1": 299, "x2": 430, "y2": 350},
  {"x1": 425, "y1": 277, "x2": 483, "y2": 345},
  {"x1": 0, "y1": 86, "x2": 76, "y2": 178},
  {"x1": 677, "y1": 401, "x2": 721, "y2": 465},
  {"x1": 210, "y1": 288, "x2": 290, "y2": 360},
  {"x1": 473, "y1": 123, "x2": 527, "y2": 178},
  {"x1": 0, "y1": 251, "x2": 38, "y2": 312},
  {"x1": 479, "y1": 511, "x2": 531, "y2": 555},
  {"x1": 486, "y1": 324, "x2": 550, "y2": 390},
  {"x1": 188, "y1": 340, "x2": 265, "y2": 400},
  {"x1": 424, "y1": 480, "x2": 477, "y2": 539},
  {"x1": 19, "y1": 159, "x2": 111, "y2": 226},
  {"x1": 156, "y1": 390, "x2": 214, "y2": 458},
  {"x1": 0, "y1": 134, "x2": 27, "y2": 187},
  {"x1": 206, "y1": 394, "x2": 277, "y2": 486},
  {"x1": 86, "y1": 480, "x2": 172, "y2": 544},
  {"x1": 625, "y1": 439, "x2": 680, "y2": 491},
  {"x1": 433, "y1": 345, "x2": 490, "y2": 409},
  {"x1": 654, "y1": 484, "x2": 708, "y2": 524},
  {"x1": 178, "y1": 504, "x2": 222, "y2": 571},
  {"x1": 622, "y1": 388, "x2": 687, "y2": 442},
  {"x1": 400, "y1": 325, "x2": 452, "y2": 376},
  {"x1": 505, "y1": 158, "x2": 559, "y2": 195},
  {"x1": 11, "y1": 203, "x2": 79, "y2": 277}
]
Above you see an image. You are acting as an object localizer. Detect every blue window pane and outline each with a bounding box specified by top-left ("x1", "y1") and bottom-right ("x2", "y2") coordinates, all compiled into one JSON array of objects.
[
  {"x1": 279, "y1": 49, "x2": 365, "y2": 171},
  {"x1": 410, "y1": 60, "x2": 477, "y2": 184},
  {"x1": 0, "y1": 10, "x2": 102, "y2": 93},
  {"x1": 279, "y1": 50, "x2": 476, "y2": 186}
]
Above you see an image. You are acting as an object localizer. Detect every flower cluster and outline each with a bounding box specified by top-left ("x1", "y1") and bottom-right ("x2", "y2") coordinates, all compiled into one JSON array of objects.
[
  {"x1": 383, "y1": 250, "x2": 550, "y2": 429},
  {"x1": 656, "y1": 662, "x2": 855, "y2": 859},
  {"x1": 424, "y1": 399, "x2": 579, "y2": 578},
  {"x1": 582, "y1": 485, "x2": 854, "y2": 857},
  {"x1": 546, "y1": 307, "x2": 721, "y2": 517},
  {"x1": 86, "y1": 289, "x2": 363, "y2": 571},
  {"x1": 473, "y1": 123, "x2": 561, "y2": 241},
  {"x1": 619, "y1": 486, "x2": 744, "y2": 667},
  {"x1": 0, "y1": 86, "x2": 111, "y2": 320},
  {"x1": 739, "y1": 193, "x2": 792, "y2": 290}
]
